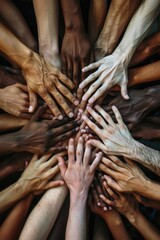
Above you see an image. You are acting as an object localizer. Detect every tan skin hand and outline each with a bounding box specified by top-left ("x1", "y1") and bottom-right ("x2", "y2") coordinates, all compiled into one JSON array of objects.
[
  {"x1": 0, "y1": 83, "x2": 31, "y2": 118},
  {"x1": 22, "y1": 53, "x2": 79, "y2": 119},
  {"x1": 99, "y1": 156, "x2": 148, "y2": 193},
  {"x1": 19, "y1": 153, "x2": 65, "y2": 194},
  {"x1": 61, "y1": 29, "x2": 93, "y2": 88}
]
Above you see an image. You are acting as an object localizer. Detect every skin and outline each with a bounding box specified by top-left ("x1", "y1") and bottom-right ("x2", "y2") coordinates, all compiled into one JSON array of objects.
[
  {"x1": 100, "y1": 184, "x2": 160, "y2": 240},
  {"x1": 95, "y1": 0, "x2": 142, "y2": 59},
  {"x1": 0, "y1": 114, "x2": 28, "y2": 132},
  {"x1": 0, "y1": 83, "x2": 31, "y2": 118},
  {"x1": 58, "y1": 137, "x2": 102, "y2": 240},
  {"x1": 0, "y1": 195, "x2": 33, "y2": 240},
  {"x1": 78, "y1": 0, "x2": 160, "y2": 103},
  {"x1": 0, "y1": 0, "x2": 37, "y2": 51},
  {"x1": 0, "y1": 23, "x2": 79, "y2": 118},
  {"x1": 103, "y1": 86, "x2": 160, "y2": 129},
  {"x1": 0, "y1": 152, "x2": 65, "y2": 214},
  {"x1": 88, "y1": 190, "x2": 131, "y2": 240},
  {"x1": 60, "y1": 0, "x2": 93, "y2": 87},
  {"x1": 82, "y1": 105, "x2": 160, "y2": 175},
  {"x1": 130, "y1": 30, "x2": 160, "y2": 66},
  {"x1": 33, "y1": 0, "x2": 61, "y2": 69}
]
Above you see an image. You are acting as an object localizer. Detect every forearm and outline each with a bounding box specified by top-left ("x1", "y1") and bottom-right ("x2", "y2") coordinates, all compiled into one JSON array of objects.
[
  {"x1": 104, "y1": 213, "x2": 131, "y2": 240},
  {"x1": 0, "y1": 132, "x2": 19, "y2": 154},
  {"x1": 126, "y1": 211, "x2": 160, "y2": 240},
  {"x1": 33, "y1": 0, "x2": 59, "y2": 54},
  {"x1": 60, "y1": 0, "x2": 84, "y2": 31},
  {"x1": 19, "y1": 184, "x2": 68, "y2": 240},
  {"x1": 0, "y1": 114, "x2": 28, "y2": 132},
  {"x1": 0, "y1": 194, "x2": 33, "y2": 240},
  {"x1": 128, "y1": 61, "x2": 160, "y2": 86},
  {"x1": 0, "y1": 23, "x2": 34, "y2": 68},
  {"x1": 66, "y1": 194, "x2": 87, "y2": 240},
  {"x1": 0, "y1": 180, "x2": 30, "y2": 213},
  {"x1": 113, "y1": 0, "x2": 160, "y2": 64},
  {"x1": 125, "y1": 139, "x2": 160, "y2": 176}
]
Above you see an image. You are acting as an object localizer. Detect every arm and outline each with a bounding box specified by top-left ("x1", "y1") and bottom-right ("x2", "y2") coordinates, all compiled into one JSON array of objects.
[
  {"x1": 95, "y1": 0, "x2": 142, "y2": 58},
  {"x1": 60, "y1": 0, "x2": 93, "y2": 86},
  {"x1": 0, "y1": 195, "x2": 33, "y2": 240},
  {"x1": 58, "y1": 137, "x2": 102, "y2": 240},
  {"x1": 0, "y1": 114, "x2": 28, "y2": 132},
  {"x1": 83, "y1": 105, "x2": 160, "y2": 175},
  {"x1": 79, "y1": 0, "x2": 160, "y2": 103},
  {"x1": 33, "y1": 0, "x2": 61, "y2": 69}
]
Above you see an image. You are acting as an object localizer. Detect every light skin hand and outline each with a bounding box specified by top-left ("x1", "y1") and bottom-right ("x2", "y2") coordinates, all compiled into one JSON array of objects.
[
  {"x1": 58, "y1": 137, "x2": 102, "y2": 196},
  {"x1": 99, "y1": 156, "x2": 148, "y2": 193},
  {"x1": 82, "y1": 105, "x2": 134, "y2": 156},
  {"x1": 0, "y1": 83, "x2": 31, "y2": 119}
]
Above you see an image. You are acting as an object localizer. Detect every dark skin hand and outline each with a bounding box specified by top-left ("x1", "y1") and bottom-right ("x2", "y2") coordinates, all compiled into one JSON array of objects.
[
  {"x1": 130, "y1": 31, "x2": 160, "y2": 67},
  {"x1": 60, "y1": 0, "x2": 94, "y2": 89},
  {"x1": 132, "y1": 116, "x2": 160, "y2": 140},
  {"x1": 103, "y1": 86, "x2": 160, "y2": 129}
]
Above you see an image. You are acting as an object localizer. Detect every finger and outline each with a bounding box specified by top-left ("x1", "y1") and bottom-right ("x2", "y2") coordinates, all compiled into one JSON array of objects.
[
  {"x1": 99, "y1": 162, "x2": 117, "y2": 178},
  {"x1": 18, "y1": 84, "x2": 28, "y2": 92},
  {"x1": 83, "y1": 143, "x2": 91, "y2": 167},
  {"x1": 73, "y1": 60, "x2": 80, "y2": 87},
  {"x1": 108, "y1": 155, "x2": 124, "y2": 167},
  {"x1": 45, "y1": 180, "x2": 64, "y2": 189},
  {"x1": 28, "y1": 88, "x2": 37, "y2": 113},
  {"x1": 51, "y1": 128, "x2": 79, "y2": 145},
  {"x1": 55, "y1": 80, "x2": 79, "y2": 106},
  {"x1": 82, "y1": 115, "x2": 101, "y2": 137},
  {"x1": 46, "y1": 117, "x2": 70, "y2": 129},
  {"x1": 68, "y1": 138, "x2": 75, "y2": 166},
  {"x1": 103, "y1": 182, "x2": 119, "y2": 200},
  {"x1": 91, "y1": 184, "x2": 101, "y2": 206},
  {"x1": 61, "y1": 55, "x2": 67, "y2": 76},
  {"x1": 94, "y1": 177, "x2": 108, "y2": 210},
  {"x1": 19, "y1": 113, "x2": 32, "y2": 119},
  {"x1": 120, "y1": 82, "x2": 129, "y2": 100},
  {"x1": 88, "y1": 85, "x2": 107, "y2": 104},
  {"x1": 41, "y1": 113, "x2": 53, "y2": 120},
  {"x1": 79, "y1": 69, "x2": 99, "y2": 90},
  {"x1": 86, "y1": 106, "x2": 106, "y2": 129},
  {"x1": 95, "y1": 105, "x2": 115, "y2": 126},
  {"x1": 43, "y1": 94, "x2": 63, "y2": 120},
  {"x1": 50, "y1": 121, "x2": 78, "y2": 137},
  {"x1": 50, "y1": 86, "x2": 74, "y2": 118},
  {"x1": 29, "y1": 104, "x2": 47, "y2": 122},
  {"x1": 47, "y1": 152, "x2": 66, "y2": 167},
  {"x1": 58, "y1": 156, "x2": 67, "y2": 177},
  {"x1": 112, "y1": 106, "x2": 124, "y2": 126},
  {"x1": 57, "y1": 69, "x2": 75, "y2": 90},
  {"x1": 48, "y1": 146, "x2": 67, "y2": 154},
  {"x1": 99, "y1": 194, "x2": 114, "y2": 206},
  {"x1": 101, "y1": 157, "x2": 120, "y2": 171},
  {"x1": 82, "y1": 80, "x2": 100, "y2": 102},
  {"x1": 67, "y1": 57, "x2": 73, "y2": 81},
  {"x1": 104, "y1": 175, "x2": 122, "y2": 192},
  {"x1": 39, "y1": 153, "x2": 52, "y2": 163},
  {"x1": 82, "y1": 61, "x2": 101, "y2": 73},
  {"x1": 76, "y1": 137, "x2": 84, "y2": 164},
  {"x1": 30, "y1": 153, "x2": 39, "y2": 163},
  {"x1": 81, "y1": 59, "x2": 88, "y2": 83},
  {"x1": 88, "y1": 139, "x2": 107, "y2": 153},
  {"x1": 90, "y1": 152, "x2": 102, "y2": 174}
]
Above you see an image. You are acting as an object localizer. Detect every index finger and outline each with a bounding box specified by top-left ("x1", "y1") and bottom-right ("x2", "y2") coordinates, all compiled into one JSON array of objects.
[{"x1": 29, "y1": 104, "x2": 47, "y2": 122}]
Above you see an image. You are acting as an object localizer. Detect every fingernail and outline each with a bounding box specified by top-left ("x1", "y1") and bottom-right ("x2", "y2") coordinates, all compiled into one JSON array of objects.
[
  {"x1": 97, "y1": 202, "x2": 101, "y2": 206},
  {"x1": 29, "y1": 106, "x2": 33, "y2": 113},
  {"x1": 74, "y1": 100, "x2": 79, "y2": 105},
  {"x1": 69, "y1": 112, "x2": 74, "y2": 118},
  {"x1": 78, "y1": 109, "x2": 83, "y2": 114},
  {"x1": 103, "y1": 207, "x2": 107, "y2": 211},
  {"x1": 82, "y1": 96, "x2": 87, "y2": 101},
  {"x1": 79, "y1": 83, "x2": 84, "y2": 89},
  {"x1": 89, "y1": 98, "x2": 94, "y2": 104},
  {"x1": 58, "y1": 115, "x2": 63, "y2": 120},
  {"x1": 87, "y1": 105, "x2": 91, "y2": 110},
  {"x1": 76, "y1": 127, "x2": 79, "y2": 131}
]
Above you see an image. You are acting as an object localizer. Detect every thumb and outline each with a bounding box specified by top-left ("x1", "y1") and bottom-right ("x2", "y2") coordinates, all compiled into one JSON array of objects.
[
  {"x1": 28, "y1": 87, "x2": 37, "y2": 113},
  {"x1": 120, "y1": 82, "x2": 129, "y2": 100},
  {"x1": 18, "y1": 84, "x2": 28, "y2": 93}
]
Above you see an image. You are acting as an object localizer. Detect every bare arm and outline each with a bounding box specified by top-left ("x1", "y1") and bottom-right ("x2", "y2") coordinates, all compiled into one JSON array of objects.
[
  {"x1": 95, "y1": 0, "x2": 142, "y2": 58},
  {"x1": 33, "y1": 0, "x2": 61, "y2": 68}
]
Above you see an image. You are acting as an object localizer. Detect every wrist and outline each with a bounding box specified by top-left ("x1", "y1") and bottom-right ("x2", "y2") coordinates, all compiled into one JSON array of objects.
[
  {"x1": 125, "y1": 209, "x2": 140, "y2": 226},
  {"x1": 70, "y1": 191, "x2": 88, "y2": 206}
]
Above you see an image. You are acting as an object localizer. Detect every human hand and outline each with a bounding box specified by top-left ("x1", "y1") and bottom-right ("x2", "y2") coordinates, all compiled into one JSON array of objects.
[
  {"x1": 82, "y1": 105, "x2": 134, "y2": 156},
  {"x1": 22, "y1": 53, "x2": 79, "y2": 119},
  {"x1": 100, "y1": 180, "x2": 139, "y2": 219},
  {"x1": 0, "y1": 83, "x2": 31, "y2": 118},
  {"x1": 61, "y1": 29, "x2": 93, "y2": 88},
  {"x1": 19, "y1": 152, "x2": 65, "y2": 194},
  {"x1": 103, "y1": 87, "x2": 160, "y2": 129},
  {"x1": 58, "y1": 137, "x2": 102, "y2": 198},
  {"x1": 78, "y1": 54, "x2": 129, "y2": 105},
  {"x1": 99, "y1": 156, "x2": 148, "y2": 193}
]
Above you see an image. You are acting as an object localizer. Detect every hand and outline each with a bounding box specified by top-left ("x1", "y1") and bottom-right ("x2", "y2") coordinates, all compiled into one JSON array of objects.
[
  {"x1": 40, "y1": 49, "x2": 62, "y2": 70},
  {"x1": 19, "y1": 152, "x2": 65, "y2": 194},
  {"x1": 61, "y1": 29, "x2": 93, "y2": 87},
  {"x1": 78, "y1": 54, "x2": 129, "y2": 105},
  {"x1": 99, "y1": 156, "x2": 148, "y2": 193},
  {"x1": 58, "y1": 137, "x2": 102, "y2": 197},
  {"x1": 100, "y1": 181, "x2": 139, "y2": 219},
  {"x1": 103, "y1": 87, "x2": 160, "y2": 129},
  {"x1": 83, "y1": 105, "x2": 134, "y2": 156},
  {"x1": 22, "y1": 53, "x2": 79, "y2": 119},
  {"x1": 0, "y1": 83, "x2": 31, "y2": 118}
]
